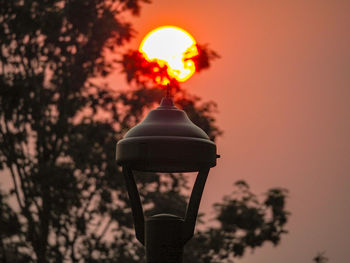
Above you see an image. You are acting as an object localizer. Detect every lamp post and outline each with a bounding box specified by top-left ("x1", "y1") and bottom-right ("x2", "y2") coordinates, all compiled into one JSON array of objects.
[{"x1": 116, "y1": 94, "x2": 219, "y2": 263}]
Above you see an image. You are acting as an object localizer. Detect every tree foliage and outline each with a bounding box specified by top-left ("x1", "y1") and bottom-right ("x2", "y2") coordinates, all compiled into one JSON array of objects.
[
  {"x1": 0, "y1": 0, "x2": 288, "y2": 262},
  {"x1": 313, "y1": 252, "x2": 329, "y2": 263},
  {"x1": 184, "y1": 181, "x2": 289, "y2": 263}
]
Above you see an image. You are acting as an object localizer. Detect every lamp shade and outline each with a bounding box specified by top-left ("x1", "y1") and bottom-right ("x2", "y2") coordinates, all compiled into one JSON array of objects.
[{"x1": 116, "y1": 97, "x2": 217, "y2": 172}]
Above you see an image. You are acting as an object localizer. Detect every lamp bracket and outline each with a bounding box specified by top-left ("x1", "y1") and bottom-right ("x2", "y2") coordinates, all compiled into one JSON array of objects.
[
  {"x1": 182, "y1": 167, "x2": 210, "y2": 243},
  {"x1": 122, "y1": 165, "x2": 145, "y2": 245},
  {"x1": 122, "y1": 166, "x2": 210, "y2": 246}
]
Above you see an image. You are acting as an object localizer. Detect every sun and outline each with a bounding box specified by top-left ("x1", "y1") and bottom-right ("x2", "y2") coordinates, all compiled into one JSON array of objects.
[{"x1": 139, "y1": 26, "x2": 198, "y2": 85}]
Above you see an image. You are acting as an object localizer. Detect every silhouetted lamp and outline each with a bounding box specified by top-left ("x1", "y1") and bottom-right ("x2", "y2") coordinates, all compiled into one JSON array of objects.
[{"x1": 116, "y1": 94, "x2": 219, "y2": 263}]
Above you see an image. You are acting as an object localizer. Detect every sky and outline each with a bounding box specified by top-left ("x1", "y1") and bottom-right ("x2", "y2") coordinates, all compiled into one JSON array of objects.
[{"x1": 111, "y1": 0, "x2": 350, "y2": 262}]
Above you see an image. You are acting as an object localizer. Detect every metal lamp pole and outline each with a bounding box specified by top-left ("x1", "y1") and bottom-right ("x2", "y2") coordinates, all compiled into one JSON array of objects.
[{"x1": 116, "y1": 95, "x2": 219, "y2": 263}]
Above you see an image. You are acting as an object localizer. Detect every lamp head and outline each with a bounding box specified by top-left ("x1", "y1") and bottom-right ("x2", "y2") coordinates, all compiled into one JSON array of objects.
[{"x1": 116, "y1": 97, "x2": 217, "y2": 172}]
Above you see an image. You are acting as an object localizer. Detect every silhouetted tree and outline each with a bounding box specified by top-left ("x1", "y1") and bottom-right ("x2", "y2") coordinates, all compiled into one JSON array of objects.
[
  {"x1": 314, "y1": 252, "x2": 329, "y2": 263},
  {"x1": 184, "y1": 181, "x2": 289, "y2": 263},
  {"x1": 0, "y1": 0, "x2": 288, "y2": 262}
]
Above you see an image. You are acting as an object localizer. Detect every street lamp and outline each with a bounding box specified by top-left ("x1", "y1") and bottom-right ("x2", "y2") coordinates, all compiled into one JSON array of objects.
[{"x1": 116, "y1": 94, "x2": 219, "y2": 263}]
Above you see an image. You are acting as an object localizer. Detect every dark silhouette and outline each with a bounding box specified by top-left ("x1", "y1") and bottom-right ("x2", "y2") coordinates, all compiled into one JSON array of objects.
[
  {"x1": 0, "y1": 1, "x2": 288, "y2": 262},
  {"x1": 314, "y1": 252, "x2": 329, "y2": 263}
]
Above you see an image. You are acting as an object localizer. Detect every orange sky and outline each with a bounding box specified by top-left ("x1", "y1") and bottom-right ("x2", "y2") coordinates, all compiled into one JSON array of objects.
[{"x1": 111, "y1": 0, "x2": 350, "y2": 262}]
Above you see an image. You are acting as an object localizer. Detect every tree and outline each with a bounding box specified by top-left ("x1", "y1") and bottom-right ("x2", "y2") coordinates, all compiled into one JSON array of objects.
[
  {"x1": 0, "y1": 0, "x2": 289, "y2": 262},
  {"x1": 313, "y1": 252, "x2": 329, "y2": 263},
  {"x1": 184, "y1": 181, "x2": 289, "y2": 263}
]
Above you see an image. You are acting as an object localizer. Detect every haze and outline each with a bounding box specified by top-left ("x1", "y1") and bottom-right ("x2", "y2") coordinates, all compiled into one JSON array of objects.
[{"x1": 110, "y1": 0, "x2": 350, "y2": 262}]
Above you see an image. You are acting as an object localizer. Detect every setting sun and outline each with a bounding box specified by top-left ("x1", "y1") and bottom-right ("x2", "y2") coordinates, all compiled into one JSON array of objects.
[{"x1": 139, "y1": 26, "x2": 198, "y2": 85}]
